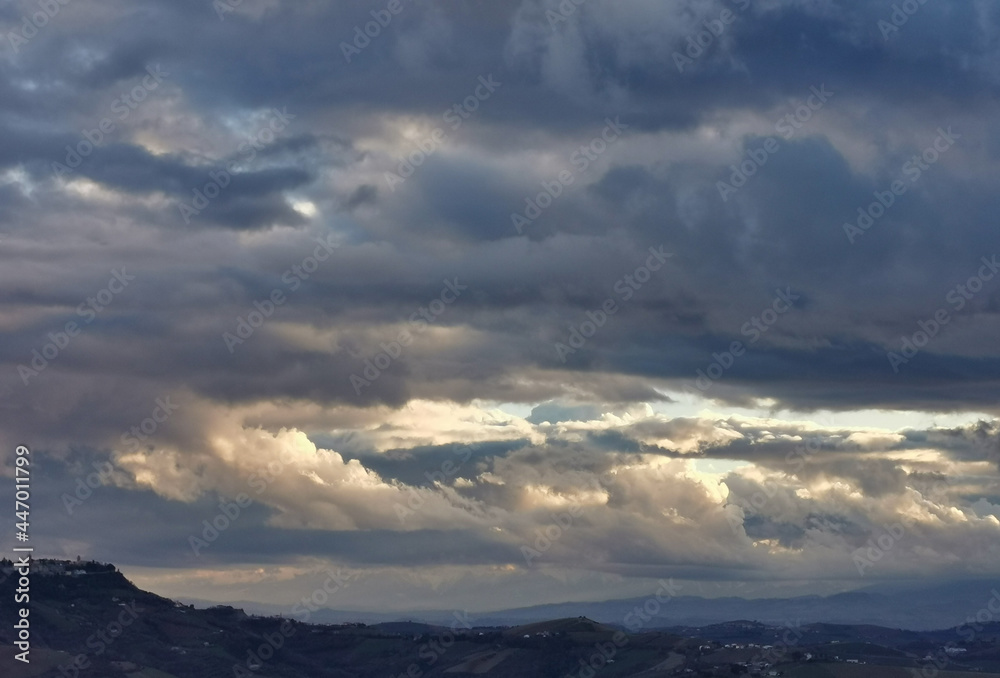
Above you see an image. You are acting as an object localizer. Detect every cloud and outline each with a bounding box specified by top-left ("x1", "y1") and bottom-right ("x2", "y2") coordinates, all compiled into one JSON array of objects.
[{"x1": 2, "y1": 0, "x2": 1000, "y2": 609}]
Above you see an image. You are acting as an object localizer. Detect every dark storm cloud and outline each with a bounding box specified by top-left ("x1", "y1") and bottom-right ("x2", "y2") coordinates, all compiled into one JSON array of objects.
[
  {"x1": 906, "y1": 421, "x2": 1000, "y2": 466},
  {"x1": 347, "y1": 439, "x2": 529, "y2": 487}
]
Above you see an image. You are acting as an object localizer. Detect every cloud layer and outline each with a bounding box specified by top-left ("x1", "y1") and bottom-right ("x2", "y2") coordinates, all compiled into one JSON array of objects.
[{"x1": 1, "y1": 0, "x2": 999, "y2": 610}]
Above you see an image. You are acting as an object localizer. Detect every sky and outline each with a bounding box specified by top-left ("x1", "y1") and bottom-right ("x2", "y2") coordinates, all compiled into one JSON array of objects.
[{"x1": 1, "y1": 0, "x2": 999, "y2": 614}]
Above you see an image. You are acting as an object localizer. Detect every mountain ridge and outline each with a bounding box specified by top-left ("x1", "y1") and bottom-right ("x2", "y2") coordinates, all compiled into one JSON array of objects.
[{"x1": 178, "y1": 578, "x2": 1000, "y2": 631}]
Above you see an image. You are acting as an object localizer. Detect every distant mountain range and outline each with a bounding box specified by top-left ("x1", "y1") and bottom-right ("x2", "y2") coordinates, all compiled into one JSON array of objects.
[
  {"x1": 4, "y1": 560, "x2": 999, "y2": 677},
  {"x1": 203, "y1": 579, "x2": 1000, "y2": 631}
]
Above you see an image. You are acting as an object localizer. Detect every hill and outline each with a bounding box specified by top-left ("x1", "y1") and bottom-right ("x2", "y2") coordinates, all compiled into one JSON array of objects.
[
  {"x1": 2, "y1": 559, "x2": 999, "y2": 678},
  {"x1": 269, "y1": 580, "x2": 1000, "y2": 632},
  {"x1": 460, "y1": 580, "x2": 1000, "y2": 631}
]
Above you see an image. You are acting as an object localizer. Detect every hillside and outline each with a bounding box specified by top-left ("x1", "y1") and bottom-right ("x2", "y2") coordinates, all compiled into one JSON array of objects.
[{"x1": 2, "y1": 560, "x2": 1000, "y2": 678}]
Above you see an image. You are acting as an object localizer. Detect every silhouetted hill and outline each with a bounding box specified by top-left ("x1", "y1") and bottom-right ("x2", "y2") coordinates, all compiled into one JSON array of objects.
[
  {"x1": 448, "y1": 580, "x2": 1000, "y2": 631},
  {"x1": 2, "y1": 560, "x2": 999, "y2": 678}
]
